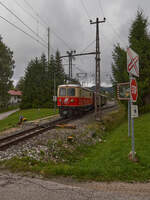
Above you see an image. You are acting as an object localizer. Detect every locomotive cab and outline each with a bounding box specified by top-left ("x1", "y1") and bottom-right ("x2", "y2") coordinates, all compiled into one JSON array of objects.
[{"x1": 57, "y1": 84, "x2": 94, "y2": 117}]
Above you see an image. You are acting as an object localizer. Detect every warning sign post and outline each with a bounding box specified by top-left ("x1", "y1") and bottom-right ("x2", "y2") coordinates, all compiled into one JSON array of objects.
[
  {"x1": 117, "y1": 48, "x2": 139, "y2": 160},
  {"x1": 127, "y1": 48, "x2": 139, "y2": 161}
]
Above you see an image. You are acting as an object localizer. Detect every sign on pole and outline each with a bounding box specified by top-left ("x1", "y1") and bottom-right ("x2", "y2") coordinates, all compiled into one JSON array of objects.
[
  {"x1": 131, "y1": 105, "x2": 138, "y2": 118},
  {"x1": 127, "y1": 48, "x2": 139, "y2": 77},
  {"x1": 130, "y1": 78, "x2": 138, "y2": 102},
  {"x1": 117, "y1": 82, "x2": 130, "y2": 100},
  {"x1": 53, "y1": 96, "x2": 57, "y2": 102},
  {"x1": 127, "y1": 47, "x2": 139, "y2": 161}
]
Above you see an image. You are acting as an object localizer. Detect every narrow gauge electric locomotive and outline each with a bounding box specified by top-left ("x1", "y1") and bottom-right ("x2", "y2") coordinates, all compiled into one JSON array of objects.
[{"x1": 57, "y1": 84, "x2": 107, "y2": 117}]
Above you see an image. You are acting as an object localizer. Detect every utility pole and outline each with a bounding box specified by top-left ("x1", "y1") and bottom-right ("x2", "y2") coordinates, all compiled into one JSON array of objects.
[
  {"x1": 60, "y1": 51, "x2": 96, "y2": 81},
  {"x1": 47, "y1": 27, "x2": 56, "y2": 112},
  {"x1": 90, "y1": 17, "x2": 106, "y2": 120},
  {"x1": 48, "y1": 27, "x2": 50, "y2": 63},
  {"x1": 66, "y1": 50, "x2": 76, "y2": 79},
  {"x1": 54, "y1": 71, "x2": 56, "y2": 112}
]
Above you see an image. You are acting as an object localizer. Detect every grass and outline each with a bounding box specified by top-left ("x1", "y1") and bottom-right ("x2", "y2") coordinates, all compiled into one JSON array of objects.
[
  {"x1": 0, "y1": 105, "x2": 19, "y2": 114},
  {"x1": 0, "y1": 108, "x2": 58, "y2": 132},
  {"x1": 1, "y1": 108, "x2": 150, "y2": 182}
]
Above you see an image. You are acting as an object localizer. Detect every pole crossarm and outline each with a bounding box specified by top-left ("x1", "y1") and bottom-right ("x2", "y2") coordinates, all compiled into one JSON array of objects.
[
  {"x1": 60, "y1": 51, "x2": 97, "y2": 59},
  {"x1": 60, "y1": 51, "x2": 97, "y2": 80},
  {"x1": 90, "y1": 18, "x2": 106, "y2": 24}
]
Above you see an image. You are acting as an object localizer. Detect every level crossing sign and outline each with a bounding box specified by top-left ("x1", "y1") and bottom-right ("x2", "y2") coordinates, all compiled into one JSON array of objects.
[
  {"x1": 127, "y1": 48, "x2": 139, "y2": 77},
  {"x1": 130, "y1": 77, "x2": 138, "y2": 103}
]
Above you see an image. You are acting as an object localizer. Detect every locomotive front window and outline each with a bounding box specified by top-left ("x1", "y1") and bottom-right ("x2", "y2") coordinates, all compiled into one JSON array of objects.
[
  {"x1": 67, "y1": 88, "x2": 75, "y2": 96},
  {"x1": 59, "y1": 88, "x2": 66, "y2": 96}
]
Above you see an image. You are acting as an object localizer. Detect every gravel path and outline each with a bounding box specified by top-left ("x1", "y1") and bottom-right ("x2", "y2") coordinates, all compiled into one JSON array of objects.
[
  {"x1": 0, "y1": 172, "x2": 150, "y2": 200},
  {"x1": 0, "y1": 109, "x2": 19, "y2": 120}
]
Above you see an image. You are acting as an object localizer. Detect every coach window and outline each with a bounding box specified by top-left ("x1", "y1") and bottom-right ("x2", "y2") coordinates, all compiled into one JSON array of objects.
[
  {"x1": 67, "y1": 88, "x2": 75, "y2": 96},
  {"x1": 59, "y1": 88, "x2": 66, "y2": 96}
]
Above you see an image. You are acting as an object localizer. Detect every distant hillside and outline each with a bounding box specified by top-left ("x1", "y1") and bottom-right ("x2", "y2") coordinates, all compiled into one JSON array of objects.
[{"x1": 90, "y1": 86, "x2": 114, "y2": 96}]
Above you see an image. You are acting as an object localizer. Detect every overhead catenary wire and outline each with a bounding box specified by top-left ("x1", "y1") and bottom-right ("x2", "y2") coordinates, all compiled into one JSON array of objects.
[
  {"x1": 74, "y1": 64, "x2": 87, "y2": 73},
  {"x1": 0, "y1": 1, "x2": 47, "y2": 45},
  {"x1": 0, "y1": 15, "x2": 47, "y2": 49}
]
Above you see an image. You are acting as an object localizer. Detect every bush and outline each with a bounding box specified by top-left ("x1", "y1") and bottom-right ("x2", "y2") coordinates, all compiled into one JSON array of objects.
[{"x1": 139, "y1": 104, "x2": 150, "y2": 114}]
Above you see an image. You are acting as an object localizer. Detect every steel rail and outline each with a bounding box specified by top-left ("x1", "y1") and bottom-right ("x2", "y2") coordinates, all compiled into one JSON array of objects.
[
  {"x1": 0, "y1": 118, "x2": 71, "y2": 151},
  {"x1": 0, "y1": 104, "x2": 117, "y2": 151}
]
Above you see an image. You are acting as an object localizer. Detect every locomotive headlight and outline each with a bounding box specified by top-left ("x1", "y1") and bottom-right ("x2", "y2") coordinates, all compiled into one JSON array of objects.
[{"x1": 70, "y1": 99, "x2": 74, "y2": 103}]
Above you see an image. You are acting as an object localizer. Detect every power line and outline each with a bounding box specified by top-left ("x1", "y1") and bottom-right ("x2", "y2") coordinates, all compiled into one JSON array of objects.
[
  {"x1": 51, "y1": 29, "x2": 72, "y2": 50},
  {"x1": 0, "y1": 15, "x2": 47, "y2": 49},
  {"x1": 97, "y1": 0, "x2": 105, "y2": 17},
  {"x1": 107, "y1": 21, "x2": 127, "y2": 47},
  {"x1": 23, "y1": 0, "x2": 72, "y2": 49},
  {"x1": 101, "y1": 30, "x2": 114, "y2": 46},
  {"x1": 0, "y1": 1, "x2": 47, "y2": 45},
  {"x1": 80, "y1": 39, "x2": 96, "y2": 53},
  {"x1": 80, "y1": 0, "x2": 91, "y2": 19},
  {"x1": 96, "y1": 0, "x2": 127, "y2": 46},
  {"x1": 14, "y1": 0, "x2": 46, "y2": 30},
  {"x1": 14, "y1": 0, "x2": 56, "y2": 52},
  {"x1": 23, "y1": 0, "x2": 48, "y2": 27}
]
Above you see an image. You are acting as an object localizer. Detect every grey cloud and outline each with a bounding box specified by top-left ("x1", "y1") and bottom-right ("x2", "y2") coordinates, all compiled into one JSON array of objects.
[{"x1": 0, "y1": 0, "x2": 149, "y2": 86}]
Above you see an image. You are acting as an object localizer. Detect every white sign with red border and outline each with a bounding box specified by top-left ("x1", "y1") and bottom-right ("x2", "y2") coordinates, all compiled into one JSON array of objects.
[
  {"x1": 130, "y1": 77, "x2": 138, "y2": 102},
  {"x1": 127, "y1": 48, "x2": 139, "y2": 77},
  {"x1": 131, "y1": 105, "x2": 138, "y2": 118}
]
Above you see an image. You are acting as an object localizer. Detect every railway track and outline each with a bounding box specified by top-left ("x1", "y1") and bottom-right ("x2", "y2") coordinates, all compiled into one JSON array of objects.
[
  {"x1": 0, "y1": 104, "x2": 117, "y2": 151},
  {"x1": 0, "y1": 117, "x2": 71, "y2": 151}
]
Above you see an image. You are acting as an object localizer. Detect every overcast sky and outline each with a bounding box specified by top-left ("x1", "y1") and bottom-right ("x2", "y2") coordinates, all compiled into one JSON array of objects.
[{"x1": 0, "y1": 0, "x2": 150, "y2": 87}]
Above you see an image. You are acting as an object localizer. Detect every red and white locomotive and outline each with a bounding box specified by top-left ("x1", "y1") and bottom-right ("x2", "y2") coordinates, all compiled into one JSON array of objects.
[{"x1": 57, "y1": 84, "x2": 106, "y2": 117}]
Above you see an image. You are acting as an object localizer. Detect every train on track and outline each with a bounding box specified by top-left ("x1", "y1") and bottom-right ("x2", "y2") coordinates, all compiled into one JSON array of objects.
[{"x1": 57, "y1": 84, "x2": 107, "y2": 117}]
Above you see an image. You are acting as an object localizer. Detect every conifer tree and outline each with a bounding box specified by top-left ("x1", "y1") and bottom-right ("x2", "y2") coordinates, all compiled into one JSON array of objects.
[
  {"x1": 21, "y1": 52, "x2": 66, "y2": 109},
  {"x1": 0, "y1": 36, "x2": 15, "y2": 108},
  {"x1": 112, "y1": 10, "x2": 150, "y2": 107},
  {"x1": 129, "y1": 10, "x2": 150, "y2": 106},
  {"x1": 112, "y1": 44, "x2": 128, "y2": 84}
]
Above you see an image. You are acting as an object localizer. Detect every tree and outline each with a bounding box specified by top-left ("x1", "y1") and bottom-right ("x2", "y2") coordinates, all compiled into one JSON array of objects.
[
  {"x1": 129, "y1": 10, "x2": 150, "y2": 106},
  {"x1": 21, "y1": 52, "x2": 66, "y2": 109},
  {"x1": 21, "y1": 54, "x2": 49, "y2": 108},
  {"x1": 15, "y1": 77, "x2": 25, "y2": 91},
  {"x1": 111, "y1": 44, "x2": 128, "y2": 101},
  {"x1": 0, "y1": 36, "x2": 15, "y2": 108},
  {"x1": 48, "y1": 51, "x2": 65, "y2": 106},
  {"x1": 112, "y1": 44, "x2": 128, "y2": 84},
  {"x1": 55, "y1": 50, "x2": 65, "y2": 85},
  {"x1": 112, "y1": 10, "x2": 150, "y2": 107}
]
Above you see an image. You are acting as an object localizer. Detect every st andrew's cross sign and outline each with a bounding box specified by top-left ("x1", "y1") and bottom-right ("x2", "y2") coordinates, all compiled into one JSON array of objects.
[{"x1": 127, "y1": 48, "x2": 139, "y2": 77}]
